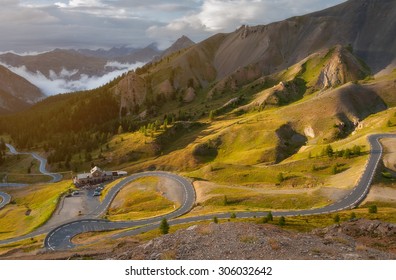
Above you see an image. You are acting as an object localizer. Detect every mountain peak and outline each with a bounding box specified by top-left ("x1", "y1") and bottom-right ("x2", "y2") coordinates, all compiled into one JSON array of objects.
[
  {"x1": 173, "y1": 35, "x2": 195, "y2": 47},
  {"x1": 159, "y1": 36, "x2": 195, "y2": 59}
]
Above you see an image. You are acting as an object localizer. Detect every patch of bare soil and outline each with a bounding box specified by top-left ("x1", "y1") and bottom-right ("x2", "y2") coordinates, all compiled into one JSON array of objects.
[
  {"x1": 365, "y1": 185, "x2": 396, "y2": 204},
  {"x1": 157, "y1": 176, "x2": 184, "y2": 205},
  {"x1": 381, "y1": 138, "x2": 396, "y2": 172}
]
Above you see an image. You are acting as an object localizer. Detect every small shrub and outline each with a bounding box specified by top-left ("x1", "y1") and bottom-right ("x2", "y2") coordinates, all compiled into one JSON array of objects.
[
  {"x1": 267, "y1": 211, "x2": 273, "y2": 221},
  {"x1": 213, "y1": 216, "x2": 218, "y2": 224},
  {"x1": 334, "y1": 214, "x2": 340, "y2": 223},
  {"x1": 277, "y1": 172, "x2": 285, "y2": 183},
  {"x1": 368, "y1": 205, "x2": 377, "y2": 214},
  {"x1": 159, "y1": 218, "x2": 169, "y2": 234},
  {"x1": 223, "y1": 195, "x2": 228, "y2": 206},
  {"x1": 278, "y1": 216, "x2": 286, "y2": 226},
  {"x1": 230, "y1": 213, "x2": 237, "y2": 219}
]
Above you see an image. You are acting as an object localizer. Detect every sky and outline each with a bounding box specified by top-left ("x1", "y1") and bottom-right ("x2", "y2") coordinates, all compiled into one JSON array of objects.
[{"x1": 1, "y1": 0, "x2": 347, "y2": 52}]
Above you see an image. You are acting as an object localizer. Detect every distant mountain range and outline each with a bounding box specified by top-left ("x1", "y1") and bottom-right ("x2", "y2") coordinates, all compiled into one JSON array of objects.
[
  {"x1": 0, "y1": 37, "x2": 195, "y2": 113},
  {"x1": 76, "y1": 43, "x2": 162, "y2": 63},
  {"x1": 0, "y1": 0, "x2": 396, "y2": 118}
]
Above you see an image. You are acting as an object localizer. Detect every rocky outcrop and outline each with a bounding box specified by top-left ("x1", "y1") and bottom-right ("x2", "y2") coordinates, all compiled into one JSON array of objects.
[
  {"x1": 315, "y1": 46, "x2": 370, "y2": 90},
  {"x1": 110, "y1": 219, "x2": 395, "y2": 260},
  {"x1": 183, "y1": 87, "x2": 196, "y2": 103},
  {"x1": 114, "y1": 72, "x2": 147, "y2": 116}
]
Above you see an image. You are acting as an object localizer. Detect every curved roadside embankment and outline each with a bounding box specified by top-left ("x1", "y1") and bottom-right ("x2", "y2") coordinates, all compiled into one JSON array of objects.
[
  {"x1": 0, "y1": 192, "x2": 11, "y2": 210},
  {"x1": 43, "y1": 134, "x2": 396, "y2": 251}
]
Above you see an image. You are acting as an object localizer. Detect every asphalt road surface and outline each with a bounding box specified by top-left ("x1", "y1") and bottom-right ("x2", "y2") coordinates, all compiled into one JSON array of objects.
[
  {"x1": 44, "y1": 171, "x2": 196, "y2": 250},
  {"x1": 44, "y1": 134, "x2": 396, "y2": 251},
  {"x1": 0, "y1": 192, "x2": 11, "y2": 210}
]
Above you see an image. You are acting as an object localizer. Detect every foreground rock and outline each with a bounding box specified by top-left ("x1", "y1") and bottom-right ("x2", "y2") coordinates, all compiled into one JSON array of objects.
[
  {"x1": 1, "y1": 219, "x2": 394, "y2": 260},
  {"x1": 112, "y1": 219, "x2": 395, "y2": 260}
]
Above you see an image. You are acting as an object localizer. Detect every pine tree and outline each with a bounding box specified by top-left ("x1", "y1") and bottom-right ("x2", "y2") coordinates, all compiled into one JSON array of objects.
[
  {"x1": 278, "y1": 216, "x2": 286, "y2": 226},
  {"x1": 209, "y1": 110, "x2": 215, "y2": 121},
  {"x1": 163, "y1": 119, "x2": 168, "y2": 130},
  {"x1": 326, "y1": 145, "x2": 334, "y2": 157},
  {"x1": 353, "y1": 145, "x2": 361, "y2": 156},
  {"x1": 223, "y1": 195, "x2": 228, "y2": 206},
  {"x1": 344, "y1": 148, "x2": 351, "y2": 159},
  {"x1": 117, "y1": 125, "x2": 123, "y2": 134},
  {"x1": 368, "y1": 205, "x2": 377, "y2": 214},
  {"x1": 277, "y1": 172, "x2": 285, "y2": 183},
  {"x1": 159, "y1": 218, "x2": 169, "y2": 234},
  {"x1": 332, "y1": 164, "x2": 338, "y2": 175}
]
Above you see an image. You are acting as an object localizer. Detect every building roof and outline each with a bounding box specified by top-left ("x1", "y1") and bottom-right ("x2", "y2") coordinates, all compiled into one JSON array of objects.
[
  {"x1": 90, "y1": 166, "x2": 102, "y2": 174},
  {"x1": 76, "y1": 173, "x2": 91, "y2": 180}
]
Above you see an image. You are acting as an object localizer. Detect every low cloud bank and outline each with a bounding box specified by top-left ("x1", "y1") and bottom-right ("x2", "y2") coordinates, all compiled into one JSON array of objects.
[{"x1": 0, "y1": 61, "x2": 146, "y2": 96}]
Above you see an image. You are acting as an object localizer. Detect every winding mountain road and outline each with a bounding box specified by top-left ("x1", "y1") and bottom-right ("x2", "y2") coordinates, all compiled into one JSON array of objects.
[
  {"x1": 44, "y1": 133, "x2": 395, "y2": 251},
  {"x1": 0, "y1": 134, "x2": 394, "y2": 251},
  {"x1": 4, "y1": 144, "x2": 62, "y2": 183},
  {"x1": 0, "y1": 144, "x2": 62, "y2": 210}
]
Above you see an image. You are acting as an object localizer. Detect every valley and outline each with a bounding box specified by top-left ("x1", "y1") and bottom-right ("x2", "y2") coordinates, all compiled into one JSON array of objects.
[{"x1": 0, "y1": 0, "x2": 395, "y2": 260}]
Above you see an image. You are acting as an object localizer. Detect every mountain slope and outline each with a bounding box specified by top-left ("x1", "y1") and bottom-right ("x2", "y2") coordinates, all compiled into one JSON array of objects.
[
  {"x1": 211, "y1": 0, "x2": 396, "y2": 78},
  {"x1": 116, "y1": 0, "x2": 395, "y2": 113},
  {"x1": 0, "y1": 65, "x2": 44, "y2": 113},
  {"x1": 1, "y1": 0, "x2": 395, "y2": 170}
]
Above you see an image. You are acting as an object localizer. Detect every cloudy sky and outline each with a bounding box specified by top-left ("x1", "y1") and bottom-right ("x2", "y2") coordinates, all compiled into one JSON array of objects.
[{"x1": 1, "y1": 0, "x2": 346, "y2": 52}]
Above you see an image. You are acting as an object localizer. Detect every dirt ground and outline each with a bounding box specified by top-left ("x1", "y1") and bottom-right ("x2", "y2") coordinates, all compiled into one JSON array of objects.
[
  {"x1": 365, "y1": 185, "x2": 396, "y2": 203},
  {"x1": 364, "y1": 138, "x2": 396, "y2": 204},
  {"x1": 193, "y1": 181, "x2": 350, "y2": 204},
  {"x1": 382, "y1": 138, "x2": 396, "y2": 172},
  {"x1": 156, "y1": 176, "x2": 184, "y2": 205}
]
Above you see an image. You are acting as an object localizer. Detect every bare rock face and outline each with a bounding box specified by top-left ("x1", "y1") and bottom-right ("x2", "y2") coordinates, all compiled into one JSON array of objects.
[
  {"x1": 157, "y1": 79, "x2": 175, "y2": 98},
  {"x1": 304, "y1": 126, "x2": 315, "y2": 138},
  {"x1": 315, "y1": 46, "x2": 370, "y2": 90},
  {"x1": 183, "y1": 87, "x2": 196, "y2": 103},
  {"x1": 114, "y1": 72, "x2": 147, "y2": 116}
]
